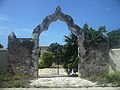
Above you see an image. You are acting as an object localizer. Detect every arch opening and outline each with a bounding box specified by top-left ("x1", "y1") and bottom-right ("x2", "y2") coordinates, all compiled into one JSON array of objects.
[
  {"x1": 39, "y1": 20, "x2": 70, "y2": 46},
  {"x1": 38, "y1": 20, "x2": 72, "y2": 77}
]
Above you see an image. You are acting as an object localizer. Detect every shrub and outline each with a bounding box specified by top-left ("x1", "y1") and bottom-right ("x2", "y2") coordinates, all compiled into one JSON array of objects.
[
  {"x1": 99, "y1": 71, "x2": 120, "y2": 86},
  {"x1": 39, "y1": 51, "x2": 53, "y2": 68},
  {"x1": 106, "y1": 72, "x2": 120, "y2": 86}
]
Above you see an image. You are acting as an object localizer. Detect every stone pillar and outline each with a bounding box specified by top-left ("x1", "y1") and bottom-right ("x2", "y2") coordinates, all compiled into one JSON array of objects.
[
  {"x1": 77, "y1": 33, "x2": 86, "y2": 77},
  {"x1": 8, "y1": 32, "x2": 17, "y2": 74},
  {"x1": 80, "y1": 42, "x2": 109, "y2": 81},
  {"x1": 32, "y1": 33, "x2": 40, "y2": 78}
]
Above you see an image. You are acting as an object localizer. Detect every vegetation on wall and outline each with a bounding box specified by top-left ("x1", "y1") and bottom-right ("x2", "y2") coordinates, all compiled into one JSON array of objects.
[
  {"x1": 99, "y1": 71, "x2": 120, "y2": 87},
  {"x1": 107, "y1": 28, "x2": 120, "y2": 49},
  {"x1": 106, "y1": 71, "x2": 120, "y2": 86},
  {"x1": 83, "y1": 23, "x2": 107, "y2": 45},
  {"x1": 0, "y1": 44, "x2": 3, "y2": 48}
]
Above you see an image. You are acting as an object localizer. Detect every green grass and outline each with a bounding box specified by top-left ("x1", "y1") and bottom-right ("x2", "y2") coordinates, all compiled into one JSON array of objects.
[
  {"x1": 98, "y1": 71, "x2": 120, "y2": 87},
  {"x1": 0, "y1": 74, "x2": 30, "y2": 88},
  {"x1": 106, "y1": 72, "x2": 120, "y2": 86}
]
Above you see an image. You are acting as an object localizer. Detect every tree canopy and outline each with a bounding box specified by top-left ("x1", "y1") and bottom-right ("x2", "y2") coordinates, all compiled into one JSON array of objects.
[
  {"x1": 62, "y1": 33, "x2": 78, "y2": 72},
  {"x1": 0, "y1": 44, "x2": 3, "y2": 48},
  {"x1": 47, "y1": 42, "x2": 63, "y2": 65},
  {"x1": 39, "y1": 51, "x2": 53, "y2": 68},
  {"x1": 83, "y1": 23, "x2": 107, "y2": 45}
]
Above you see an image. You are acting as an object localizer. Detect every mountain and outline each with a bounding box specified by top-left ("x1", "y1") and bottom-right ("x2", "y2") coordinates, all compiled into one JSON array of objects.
[{"x1": 108, "y1": 28, "x2": 120, "y2": 49}]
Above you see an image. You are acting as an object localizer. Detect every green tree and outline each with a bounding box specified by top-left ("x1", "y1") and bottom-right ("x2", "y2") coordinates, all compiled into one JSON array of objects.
[
  {"x1": 83, "y1": 23, "x2": 107, "y2": 45},
  {"x1": 62, "y1": 33, "x2": 78, "y2": 73},
  {"x1": 39, "y1": 51, "x2": 53, "y2": 68},
  {"x1": 47, "y1": 42, "x2": 62, "y2": 54},
  {"x1": 47, "y1": 42, "x2": 63, "y2": 65},
  {"x1": 61, "y1": 23, "x2": 107, "y2": 74},
  {"x1": 0, "y1": 44, "x2": 3, "y2": 48}
]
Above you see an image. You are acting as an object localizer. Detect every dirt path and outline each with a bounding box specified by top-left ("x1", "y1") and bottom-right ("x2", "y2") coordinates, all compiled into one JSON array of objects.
[
  {"x1": 27, "y1": 68, "x2": 120, "y2": 89},
  {"x1": 29, "y1": 68, "x2": 96, "y2": 88},
  {"x1": 2, "y1": 87, "x2": 120, "y2": 90},
  {"x1": 29, "y1": 76, "x2": 96, "y2": 88}
]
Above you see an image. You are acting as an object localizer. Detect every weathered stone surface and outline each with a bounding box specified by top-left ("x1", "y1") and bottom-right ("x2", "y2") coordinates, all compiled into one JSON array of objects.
[
  {"x1": 80, "y1": 40, "x2": 109, "y2": 81},
  {"x1": 8, "y1": 32, "x2": 17, "y2": 40},
  {"x1": 32, "y1": 6, "x2": 83, "y2": 35},
  {"x1": 8, "y1": 36, "x2": 34, "y2": 75},
  {"x1": 109, "y1": 49, "x2": 120, "y2": 72},
  {"x1": 0, "y1": 49, "x2": 9, "y2": 73}
]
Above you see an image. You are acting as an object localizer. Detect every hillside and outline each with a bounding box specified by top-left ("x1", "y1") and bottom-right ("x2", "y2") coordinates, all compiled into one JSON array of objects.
[{"x1": 108, "y1": 28, "x2": 120, "y2": 49}]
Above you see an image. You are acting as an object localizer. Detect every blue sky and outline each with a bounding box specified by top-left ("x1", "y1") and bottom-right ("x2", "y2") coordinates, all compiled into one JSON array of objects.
[{"x1": 0, "y1": 0, "x2": 120, "y2": 48}]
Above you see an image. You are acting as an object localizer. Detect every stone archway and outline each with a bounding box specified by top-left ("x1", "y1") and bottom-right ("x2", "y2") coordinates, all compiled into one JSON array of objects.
[{"x1": 32, "y1": 6, "x2": 86, "y2": 77}]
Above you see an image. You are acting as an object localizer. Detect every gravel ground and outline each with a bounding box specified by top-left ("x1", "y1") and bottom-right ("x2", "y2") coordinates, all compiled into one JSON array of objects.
[
  {"x1": 1, "y1": 68, "x2": 120, "y2": 89},
  {"x1": 26, "y1": 68, "x2": 120, "y2": 89},
  {"x1": 30, "y1": 68, "x2": 95, "y2": 88},
  {"x1": 29, "y1": 77, "x2": 96, "y2": 88},
  {"x1": 2, "y1": 87, "x2": 120, "y2": 90}
]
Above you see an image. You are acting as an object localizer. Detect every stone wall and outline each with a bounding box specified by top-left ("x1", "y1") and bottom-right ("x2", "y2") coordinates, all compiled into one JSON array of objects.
[
  {"x1": 39, "y1": 46, "x2": 49, "y2": 54},
  {"x1": 80, "y1": 41, "x2": 109, "y2": 81},
  {"x1": 0, "y1": 49, "x2": 9, "y2": 73},
  {"x1": 1, "y1": 45, "x2": 120, "y2": 78},
  {"x1": 8, "y1": 38, "x2": 34, "y2": 75},
  {"x1": 8, "y1": 32, "x2": 34, "y2": 75},
  {"x1": 109, "y1": 49, "x2": 120, "y2": 73}
]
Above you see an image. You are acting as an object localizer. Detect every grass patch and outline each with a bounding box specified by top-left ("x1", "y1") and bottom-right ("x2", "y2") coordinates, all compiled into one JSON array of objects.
[
  {"x1": 106, "y1": 72, "x2": 120, "y2": 86},
  {"x1": 0, "y1": 73, "x2": 30, "y2": 88},
  {"x1": 98, "y1": 71, "x2": 120, "y2": 87}
]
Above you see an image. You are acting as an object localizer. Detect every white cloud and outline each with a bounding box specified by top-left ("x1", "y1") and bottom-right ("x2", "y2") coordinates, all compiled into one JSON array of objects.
[
  {"x1": 13, "y1": 27, "x2": 32, "y2": 38},
  {"x1": 91, "y1": 0, "x2": 98, "y2": 6},
  {"x1": 40, "y1": 33, "x2": 49, "y2": 37},
  {"x1": 0, "y1": 14, "x2": 9, "y2": 21},
  {"x1": 0, "y1": 26, "x2": 9, "y2": 29},
  {"x1": 0, "y1": 26, "x2": 32, "y2": 33},
  {"x1": 0, "y1": 26, "x2": 32, "y2": 38},
  {"x1": 0, "y1": 26, "x2": 8, "y2": 35},
  {"x1": 106, "y1": 8, "x2": 111, "y2": 11},
  {"x1": 91, "y1": 1, "x2": 102, "y2": 11},
  {"x1": 14, "y1": 27, "x2": 32, "y2": 33},
  {"x1": 0, "y1": 26, "x2": 32, "y2": 37},
  {"x1": 0, "y1": 26, "x2": 11, "y2": 36},
  {"x1": 0, "y1": 31, "x2": 3, "y2": 35}
]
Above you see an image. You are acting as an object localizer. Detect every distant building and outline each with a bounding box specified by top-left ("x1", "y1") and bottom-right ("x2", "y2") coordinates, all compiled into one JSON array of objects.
[{"x1": 39, "y1": 46, "x2": 49, "y2": 54}]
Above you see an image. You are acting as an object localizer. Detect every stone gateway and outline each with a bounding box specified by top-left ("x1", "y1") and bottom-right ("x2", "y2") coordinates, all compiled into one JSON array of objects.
[{"x1": 7, "y1": 6, "x2": 109, "y2": 80}]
